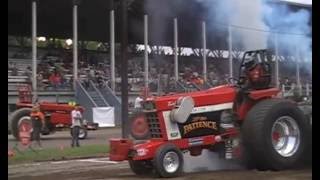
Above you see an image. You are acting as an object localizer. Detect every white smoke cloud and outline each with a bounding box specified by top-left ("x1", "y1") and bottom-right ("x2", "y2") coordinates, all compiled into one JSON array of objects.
[
  {"x1": 263, "y1": 1, "x2": 312, "y2": 76},
  {"x1": 183, "y1": 149, "x2": 244, "y2": 173},
  {"x1": 201, "y1": 0, "x2": 270, "y2": 50},
  {"x1": 282, "y1": 0, "x2": 312, "y2": 4},
  {"x1": 144, "y1": 0, "x2": 312, "y2": 78},
  {"x1": 203, "y1": 0, "x2": 311, "y2": 76}
]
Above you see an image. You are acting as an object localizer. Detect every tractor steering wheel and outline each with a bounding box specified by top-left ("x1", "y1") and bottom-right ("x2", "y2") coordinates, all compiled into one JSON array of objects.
[{"x1": 227, "y1": 77, "x2": 239, "y2": 86}]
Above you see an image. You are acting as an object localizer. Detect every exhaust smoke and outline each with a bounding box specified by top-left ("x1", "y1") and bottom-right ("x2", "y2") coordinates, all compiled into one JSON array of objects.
[
  {"x1": 201, "y1": 0, "x2": 269, "y2": 50},
  {"x1": 263, "y1": 1, "x2": 312, "y2": 77},
  {"x1": 183, "y1": 149, "x2": 244, "y2": 173},
  {"x1": 203, "y1": 0, "x2": 311, "y2": 77}
]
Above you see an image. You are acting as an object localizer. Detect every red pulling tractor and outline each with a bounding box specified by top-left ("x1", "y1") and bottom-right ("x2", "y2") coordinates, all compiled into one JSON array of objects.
[
  {"x1": 9, "y1": 85, "x2": 88, "y2": 140},
  {"x1": 110, "y1": 49, "x2": 312, "y2": 178}
]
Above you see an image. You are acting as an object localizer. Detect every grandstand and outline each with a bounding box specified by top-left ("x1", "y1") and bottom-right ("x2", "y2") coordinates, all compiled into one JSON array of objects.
[{"x1": 8, "y1": 0, "x2": 312, "y2": 125}]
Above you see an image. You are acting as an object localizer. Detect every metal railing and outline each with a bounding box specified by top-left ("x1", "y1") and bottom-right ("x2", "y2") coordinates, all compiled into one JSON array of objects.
[
  {"x1": 89, "y1": 80, "x2": 109, "y2": 106},
  {"x1": 177, "y1": 80, "x2": 201, "y2": 93},
  {"x1": 175, "y1": 80, "x2": 188, "y2": 92},
  {"x1": 203, "y1": 81, "x2": 213, "y2": 89},
  {"x1": 94, "y1": 80, "x2": 122, "y2": 125},
  {"x1": 75, "y1": 80, "x2": 97, "y2": 122},
  {"x1": 281, "y1": 83, "x2": 312, "y2": 97}
]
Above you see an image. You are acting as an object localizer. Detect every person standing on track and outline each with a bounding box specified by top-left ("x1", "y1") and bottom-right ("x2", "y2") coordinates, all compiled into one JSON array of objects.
[
  {"x1": 71, "y1": 105, "x2": 83, "y2": 147},
  {"x1": 30, "y1": 105, "x2": 45, "y2": 149}
]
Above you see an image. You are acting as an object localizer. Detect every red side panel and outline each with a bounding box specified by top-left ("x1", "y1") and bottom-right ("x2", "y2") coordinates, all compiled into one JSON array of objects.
[
  {"x1": 16, "y1": 103, "x2": 33, "y2": 108},
  {"x1": 40, "y1": 103, "x2": 73, "y2": 112},
  {"x1": 50, "y1": 112, "x2": 71, "y2": 125},
  {"x1": 155, "y1": 85, "x2": 237, "y2": 111},
  {"x1": 109, "y1": 128, "x2": 240, "y2": 161},
  {"x1": 39, "y1": 102, "x2": 85, "y2": 113},
  {"x1": 132, "y1": 139, "x2": 165, "y2": 160},
  {"x1": 249, "y1": 88, "x2": 280, "y2": 100},
  {"x1": 236, "y1": 88, "x2": 280, "y2": 120},
  {"x1": 132, "y1": 129, "x2": 239, "y2": 161},
  {"x1": 237, "y1": 101, "x2": 254, "y2": 120}
]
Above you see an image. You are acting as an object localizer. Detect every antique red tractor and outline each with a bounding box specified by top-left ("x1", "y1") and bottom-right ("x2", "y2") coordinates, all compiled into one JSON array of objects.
[
  {"x1": 109, "y1": 49, "x2": 311, "y2": 177},
  {"x1": 9, "y1": 85, "x2": 88, "y2": 140}
]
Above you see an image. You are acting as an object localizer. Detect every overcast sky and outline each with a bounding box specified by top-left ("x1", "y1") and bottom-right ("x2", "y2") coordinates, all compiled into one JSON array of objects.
[{"x1": 283, "y1": 0, "x2": 312, "y2": 4}]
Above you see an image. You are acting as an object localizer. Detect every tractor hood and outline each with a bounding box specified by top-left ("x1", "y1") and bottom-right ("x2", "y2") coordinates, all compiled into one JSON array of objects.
[{"x1": 150, "y1": 85, "x2": 237, "y2": 112}]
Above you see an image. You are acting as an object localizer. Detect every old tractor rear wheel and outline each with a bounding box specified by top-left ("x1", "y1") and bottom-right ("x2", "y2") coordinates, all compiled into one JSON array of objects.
[
  {"x1": 9, "y1": 108, "x2": 32, "y2": 140},
  {"x1": 153, "y1": 143, "x2": 184, "y2": 178},
  {"x1": 242, "y1": 99, "x2": 310, "y2": 170},
  {"x1": 130, "y1": 111, "x2": 150, "y2": 140}
]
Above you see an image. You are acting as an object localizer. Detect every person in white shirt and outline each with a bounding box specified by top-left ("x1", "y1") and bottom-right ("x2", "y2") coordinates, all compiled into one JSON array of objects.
[
  {"x1": 71, "y1": 105, "x2": 82, "y2": 147},
  {"x1": 134, "y1": 95, "x2": 143, "y2": 109}
]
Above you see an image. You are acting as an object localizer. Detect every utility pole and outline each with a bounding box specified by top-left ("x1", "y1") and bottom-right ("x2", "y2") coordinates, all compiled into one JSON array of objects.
[{"x1": 120, "y1": 0, "x2": 129, "y2": 138}]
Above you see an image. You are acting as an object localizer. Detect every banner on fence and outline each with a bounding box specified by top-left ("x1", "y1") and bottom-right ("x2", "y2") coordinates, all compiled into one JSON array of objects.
[{"x1": 93, "y1": 107, "x2": 115, "y2": 127}]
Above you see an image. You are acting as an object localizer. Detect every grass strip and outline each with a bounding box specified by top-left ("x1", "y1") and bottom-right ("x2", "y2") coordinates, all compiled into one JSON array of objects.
[{"x1": 8, "y1": 144, "x2": 109, "y2": 165}]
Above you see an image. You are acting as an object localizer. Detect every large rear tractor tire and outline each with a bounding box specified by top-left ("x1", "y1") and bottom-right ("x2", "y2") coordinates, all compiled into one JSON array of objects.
[
  {"x1": 242, "y1": 99, "x2": 310, "y2": 170},
  {"x1": 153, "y1": 144, "x2": 184, "y2": 178},
  {"x1": 9, "y1": 108, "x2": 32, "y2": 140},
  {"x1": 130, "y1": 110, "x2": 150, "y2": 140}
]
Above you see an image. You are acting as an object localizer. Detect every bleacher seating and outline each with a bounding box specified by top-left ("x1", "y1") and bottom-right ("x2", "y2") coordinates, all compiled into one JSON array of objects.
[
  {"x1": 7, "y1": 48, "x2": 311, "y2": 95},
  {"x1": 8, "y1": 75, "x2": 29, "y2": 91},
  {"x1": 8, "y1": 58, "x2": 32, "y2": 70}
]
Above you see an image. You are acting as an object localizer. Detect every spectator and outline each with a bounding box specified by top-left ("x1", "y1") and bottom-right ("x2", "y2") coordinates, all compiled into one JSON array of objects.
[
  {"x1": 11, "y1": 64, "x2": 18, "y2": 76},
  {"x1": 24, "y1": 66, "x2": 32, "y2": 84},
  {"x1": 71, "y1": 105, "x2": 83, "y2": 147},
  {"x1": 89, "y1": 68, "x2": 96, "y2": 81},
  {"x1": 37, "y1": 72, "x2": 44, "y2": 90},
  {"x1": 49, "y1": 70, "x2": 62, "y2": 89},
  {"x1": 8, "y1": 62, "x2": 15, "y2": 70},
  {"x1": 284, "y1": 77, "x2": 290, "y2": 86},
  {"x1": 96, "y1": 72, "x2": 104, "y2": 88},
  {"x1": 30, "y1": 105, "x2": 45, "y2": 149},
  {"x1": 134, "y1": 95, "x2": 143, "y2": 109}
]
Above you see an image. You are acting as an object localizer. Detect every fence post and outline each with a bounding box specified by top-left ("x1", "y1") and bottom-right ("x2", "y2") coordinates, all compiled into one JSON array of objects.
[
  {"x1": 298, "y1": 83, "x2": 302, "y2": 96},
  {"x1": 306, "y1": 82, "x2": 310, "y2": 97},
  {"x1": 281, "y1": 84, "x2": 285, "y2": 97}
]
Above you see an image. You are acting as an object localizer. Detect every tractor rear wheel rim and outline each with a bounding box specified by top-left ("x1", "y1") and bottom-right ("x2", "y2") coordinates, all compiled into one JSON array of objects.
[
  {"x1": 79, "y1": 128, "x2": 85, "y2": 138},
  {"x1": 163, "y1": 151, "x2": 179, "y2": 173},
  {"x1": 271, "y1": 116, "x2": 300, "y2": 157}
]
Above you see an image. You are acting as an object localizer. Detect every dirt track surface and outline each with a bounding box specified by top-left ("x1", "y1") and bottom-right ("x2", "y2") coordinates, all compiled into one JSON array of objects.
[
  {"x1": 8, "y1": 128, "x2": 121, "y2": 149},
  {"x1": 8, "y1": 157, "x2": 312, "y2": 180},
  {"x1": 8, "y1": 128, "x2": 312, "y2": 180}
]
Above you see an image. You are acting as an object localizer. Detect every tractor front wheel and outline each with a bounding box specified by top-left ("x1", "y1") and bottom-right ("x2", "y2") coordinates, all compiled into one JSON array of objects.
[{"x1": 153, "y1": 143, "x2": 184, "y2": 178}]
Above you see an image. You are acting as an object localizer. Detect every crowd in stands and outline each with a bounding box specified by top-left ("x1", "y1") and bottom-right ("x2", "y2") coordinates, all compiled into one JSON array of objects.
[{"x1": 8, "y1": 47, "x2": 312, "y2": 93}]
